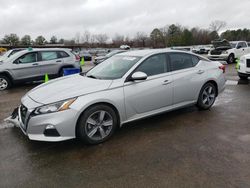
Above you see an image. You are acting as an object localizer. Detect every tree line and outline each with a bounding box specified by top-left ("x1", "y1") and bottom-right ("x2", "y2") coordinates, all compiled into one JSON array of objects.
[{"x1": 1, "y1": 20, "x2": 248, "y2": 48}]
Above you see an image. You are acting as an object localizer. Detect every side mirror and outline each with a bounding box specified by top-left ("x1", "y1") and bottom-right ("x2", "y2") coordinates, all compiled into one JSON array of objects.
[
  {"x1": 13, "y1": 59, "x2": 20, "y2": 64},
  {"x1": 237, "y1": 45, "x2": 242, "y2": 49},
  {"x1": 131, "y1": 71, "x2": 147, "y2": 81}
]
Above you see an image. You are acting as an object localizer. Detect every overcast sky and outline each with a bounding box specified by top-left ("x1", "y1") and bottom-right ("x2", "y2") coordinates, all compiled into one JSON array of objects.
[{"x1": 0, "y1": 0, "x2": 249, "y2": 40}]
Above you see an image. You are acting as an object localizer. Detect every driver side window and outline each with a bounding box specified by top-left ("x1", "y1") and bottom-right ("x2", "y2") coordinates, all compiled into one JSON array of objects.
[
  {"x1": 17, "y1": 53, "x2": 38, "y2": 64},
  {"x1": 135, "y1": 54, "x2": 168, "y2": 77}
]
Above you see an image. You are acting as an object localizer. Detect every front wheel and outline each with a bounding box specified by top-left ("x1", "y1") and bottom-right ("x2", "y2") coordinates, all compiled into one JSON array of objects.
[
  {"x1": 227, "y1": 54, "x2": 235, "y2": 64},
  {"x1": 197, "y1": 83, "x2": 216, "y2": 110},
  {"x1": 0, "y1": 75, "x2": 11, "y2": 91},
  {"x1": 76, "y1": 105, "x2": 118, "y2": 144}
]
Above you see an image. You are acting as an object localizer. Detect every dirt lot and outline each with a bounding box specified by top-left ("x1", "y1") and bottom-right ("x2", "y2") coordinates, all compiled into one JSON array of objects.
[{"x1": 0, "y1": 63, "x2": 250, "y2": 188}]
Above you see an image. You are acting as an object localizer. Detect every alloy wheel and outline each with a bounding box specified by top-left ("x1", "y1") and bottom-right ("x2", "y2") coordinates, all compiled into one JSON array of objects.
[
  {"x1": 85, "y1": 110, "x2": 113, "y2": 141},
  {"x1": 202, "y1": 86, "x2": 215, "y2": 106},
  {"x1": 0, "y1": 78, "x2": 8, "y2": 90}
]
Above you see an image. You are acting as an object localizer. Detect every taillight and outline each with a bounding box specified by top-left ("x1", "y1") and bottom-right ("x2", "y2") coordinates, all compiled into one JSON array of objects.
[
  {"x1": 75, "y1": 55, "x2": 80, "y2": 61},
  {"x1": 219, "y1": 65, "x2": 225, "y2": 73}
]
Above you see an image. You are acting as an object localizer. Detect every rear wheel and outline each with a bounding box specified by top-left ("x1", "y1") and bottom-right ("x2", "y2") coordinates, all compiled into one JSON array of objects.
[
  {"x1": 76, "y1": 105, "x2": 118, "y2": 144},
  {"x1": 227, "y1": 54, "x2": 235, "y2": 64},
  {"x1": 0, "y1": 75, "x2": 11, "y2": 91},
  {"x1": 197, "y1": 83, "x2": 216, "y2": 110}
]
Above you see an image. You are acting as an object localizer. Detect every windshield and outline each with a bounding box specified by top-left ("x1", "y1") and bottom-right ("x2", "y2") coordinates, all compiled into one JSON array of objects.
[
  {"x1": 230, "y1": 42, "x2": 237, "y2": 48},
  {"x1": 86, "y1": 55, "x2": 141, "y2": 80}
]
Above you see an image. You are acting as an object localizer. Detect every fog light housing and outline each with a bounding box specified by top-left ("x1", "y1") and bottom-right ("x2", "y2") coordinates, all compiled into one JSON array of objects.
[{"x1": 43, "y1": 125, "x2": 60, "y2": 137}]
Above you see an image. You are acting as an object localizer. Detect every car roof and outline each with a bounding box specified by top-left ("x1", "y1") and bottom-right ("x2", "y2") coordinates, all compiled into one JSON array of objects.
[
  {"x1": 4, "y1": 48, "x2": 72, "y2": 62},
  {"x1": 18, "y1": 48, "x2": 71, "y2": 53},
  {"x1": 119, "y1": 48, "x2": 194, "y2": 57}
]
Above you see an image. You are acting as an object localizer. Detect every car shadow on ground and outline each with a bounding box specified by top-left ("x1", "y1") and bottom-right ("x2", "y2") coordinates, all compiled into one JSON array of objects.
[{"x1": 238, "y1": 78, "x2": 249, "y2": 85}]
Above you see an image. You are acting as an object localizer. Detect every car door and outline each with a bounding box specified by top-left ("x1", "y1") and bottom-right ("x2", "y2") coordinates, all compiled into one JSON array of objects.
[
  {"x1": 235, "y1": 42, "x2": 246, "y2": 58},
  {"x1": 11, "y1": 52, "x2": 41, "y2": 80},
  {"x1": 123, "y1": 53, "x2": 173, "y2": 120},
  {"x1": 39, "y1": 51, "x2": 64, "y2": 76},
  {"x1": 241, "y1": 42, "x2": 248, "y2": 55},
  {"x1": 168, "y1": 52, "x2": 205, "y2": 105}
]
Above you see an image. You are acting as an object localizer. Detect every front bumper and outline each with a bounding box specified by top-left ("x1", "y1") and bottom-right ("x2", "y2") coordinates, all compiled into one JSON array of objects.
[
  {"x1": 208, "y1": 54, "x2": 228, "y2": 61},
  {"x1": 5, "y1": 100, "x2": 79, "y2": 142}
]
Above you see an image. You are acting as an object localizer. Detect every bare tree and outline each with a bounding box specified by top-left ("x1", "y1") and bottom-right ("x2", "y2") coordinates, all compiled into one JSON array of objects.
[
  {"x1": 90, "y1": 35, "x2": 96, "y2": 45},
  {"x1": 74, "y1": 32, "x2": 81, "y2": 44},
  {"x1": 209, "y1": 20, "x2": 227, "y2": 32},
  {"x1": 82, "y1": 30, "x2": 91, "y2": 43},
  {"x1": 112, "y1": 34, "x2": 124, "y2": 46},
  {"x1": 95, "y1": 34, "x2": 108, "y2": 44},
  {"x1": 135, "y1": 32, "x2": 148, "y2": 47}
]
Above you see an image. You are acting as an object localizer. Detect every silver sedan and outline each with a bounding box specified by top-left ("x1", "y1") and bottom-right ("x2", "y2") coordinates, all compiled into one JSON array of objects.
[{"x1": 7, "y1": 49, "x2": 226, "y2": 144}]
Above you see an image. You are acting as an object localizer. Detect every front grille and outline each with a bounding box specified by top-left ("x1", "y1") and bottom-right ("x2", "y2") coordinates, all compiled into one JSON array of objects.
[
  {"x1": 247, "y1": 59, "x2": 250, "y2": 67},
  {"x1": 20, "y1": 104, "x2": 28, "y2": 126},
  {"x1": 210, "y1": 50, "x2": 222, "y2": 55}
]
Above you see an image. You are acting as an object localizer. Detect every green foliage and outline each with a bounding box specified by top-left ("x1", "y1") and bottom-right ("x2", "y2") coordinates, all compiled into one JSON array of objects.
[
  {"x1": 50, "y1": 36, "x2": 57, "y2": 44},
  {"x1": 21, "y1": 35, "x2": 31, "y2": 46},
  {"x1": 35, "y1": 36, "x2": 46, "y2": 45},
  {"x1": 150, "y1": 24, "x2": 219, "y2": 47},
  {"x1": 2, "y1": 33, "x2": 19, "y2": 46},
  {"x1": 221, "y1": 29, "x2": 250, "y2": 41}
]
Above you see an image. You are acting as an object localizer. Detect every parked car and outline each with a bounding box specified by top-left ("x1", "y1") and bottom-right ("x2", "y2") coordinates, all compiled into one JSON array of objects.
[
  {"x1": 78, "y1": 50, "x2": 92, "y2": 61},
  {"x1": 208, "y1": 40, "x2": 250, "y2": 64},
  {"x1": 0, "y1": 47, "x2": 7, "y2": 55},
  {"x1": 120, "y1": 45, "x2": 130, "y2": 50},
  {"x1": 0, "y1": 48, "x2": 25, "y2": 62},
  {"x1": 94, "y1": 50, "x2": 127, "y2": 65},
  {"x1": 192, "y1": 45, "x2": 211, "y2": 54},
  {"x1": 6, "y1": 49, "x2": 226, "y2": 144},
  {"x1": 0, "y1": 48, "x2": 80, "y2": 90},
  {"x1": 237, "y1": 54, "x2": 250, "y2": 79}
]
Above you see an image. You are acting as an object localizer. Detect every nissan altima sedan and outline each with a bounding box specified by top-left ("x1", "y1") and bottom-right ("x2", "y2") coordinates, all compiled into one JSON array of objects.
[{"x1": 6, "y1": 49, "x2": 226, "y2": 144}]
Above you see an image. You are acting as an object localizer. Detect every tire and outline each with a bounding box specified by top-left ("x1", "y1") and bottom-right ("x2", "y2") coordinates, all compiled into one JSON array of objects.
[
  {"x1": 76, "y1": 105, "x2": 118, "y2": 144},
  {"x1": 58, "y1": 68, "x2": 64, "y2": 77},
  {"x1": 227, "y1": 54, "x2": 235, "y2": 64},
  {"x1": 0, "y1": 75, "x2": 11, "y2": 91},
  {"x1": 197, "y1": 83, "x2": 217, "y2": 110}
]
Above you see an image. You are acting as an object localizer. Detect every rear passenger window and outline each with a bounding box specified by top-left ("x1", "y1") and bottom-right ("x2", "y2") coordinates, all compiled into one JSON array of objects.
[
  {"x1": 192, "y1": 55, "x2": 200, "y2": 66},
  {"x1": 135, "y1": 54, "x2": 168, "y2": 76},
  {"x1": 58, "y1": 51, "x2": 69, "y2": 58},
  {"x1": 169, "y1": 53, "x2": 198, "y2": 71},
  {"x1": 41, "y1": 51, "x2": 58, "y2": 61}
]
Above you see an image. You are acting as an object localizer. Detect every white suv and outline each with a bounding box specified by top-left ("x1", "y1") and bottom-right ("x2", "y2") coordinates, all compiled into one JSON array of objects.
[
  {"x1": 0, "y1": 48, "x2": 81, "y2": 90},
  {"x1": 238, "y1": 54, "x2": 250, "y2": 79}
]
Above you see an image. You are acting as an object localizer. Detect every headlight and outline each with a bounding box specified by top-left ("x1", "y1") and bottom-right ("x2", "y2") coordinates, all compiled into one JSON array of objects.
[
  {"x1": 34, "y1": 98, "x2": 77, "y2": 115},
  {"x1": 222, "y1": 51, "x2": 228, "y2": 54}
]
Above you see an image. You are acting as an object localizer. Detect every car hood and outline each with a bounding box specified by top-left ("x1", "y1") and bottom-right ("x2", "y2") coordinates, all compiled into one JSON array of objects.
[
  {"x1": 27, "y1": 74, "x2": 113, "y2": 105},
  {"x1": 212, "y1": 39, "x2": 232, "y2": 50}
]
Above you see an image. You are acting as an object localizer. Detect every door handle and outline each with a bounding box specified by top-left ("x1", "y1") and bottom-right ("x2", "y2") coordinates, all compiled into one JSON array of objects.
[
  {"x1": 32, "y1": 63, "x2": 38, "y2": 66},
  {"x1": 163, "y1": 80, "x2": 172, "y2": 85},
  {"x1": 197, "y1": 70, "x2": 205, "y2": 74},
  {"x1": 56, "y1": 60, "x2": 62, "y2": 62}
]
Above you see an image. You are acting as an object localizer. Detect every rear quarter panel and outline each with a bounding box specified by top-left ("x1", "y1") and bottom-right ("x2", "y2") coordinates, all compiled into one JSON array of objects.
[{"x1": 203, "y1": 61, "x2": 226, "y2": 95}]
